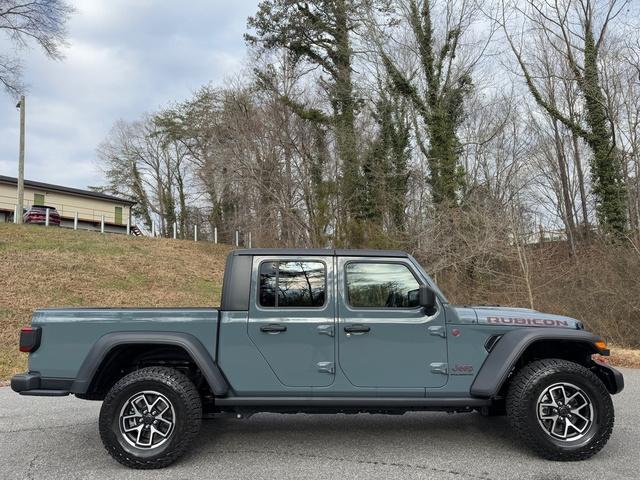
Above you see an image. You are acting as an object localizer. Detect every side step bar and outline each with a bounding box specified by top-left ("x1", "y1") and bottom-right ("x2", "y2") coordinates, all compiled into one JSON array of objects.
[
  {"x1": 20, "y1": 390, "x2": 69, "y2": 397},
  {"x1": 215, "y1": 396, "x2": 491, "y2": 408}
]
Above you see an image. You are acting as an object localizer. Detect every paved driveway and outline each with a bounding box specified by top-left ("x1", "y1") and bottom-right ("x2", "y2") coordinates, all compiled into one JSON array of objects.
[{"x1": 1, "y1": 368, "x2": 638, "y2": 480}]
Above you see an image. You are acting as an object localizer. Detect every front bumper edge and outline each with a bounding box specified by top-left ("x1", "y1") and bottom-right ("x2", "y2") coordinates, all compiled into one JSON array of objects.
[{"x1": 593, "y1": 361, "x2": 625, "y2": 394}]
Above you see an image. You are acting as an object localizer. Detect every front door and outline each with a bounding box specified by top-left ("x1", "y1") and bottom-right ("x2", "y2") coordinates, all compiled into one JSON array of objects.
[
  {"x1": 337, "y1": 258, "x2": 448, "y2": 389},
  {"x1": 248, "y1": 256, "x2": 335, "y2": 387}
]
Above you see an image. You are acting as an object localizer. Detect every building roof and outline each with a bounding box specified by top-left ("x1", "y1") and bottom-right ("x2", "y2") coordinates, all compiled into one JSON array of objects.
[
  {"x1": 0, "y1": 175, "x2": 136, "y2": 206},
  {"x1": 232, "y1": 248, "x2": 409, "y2": 257}
]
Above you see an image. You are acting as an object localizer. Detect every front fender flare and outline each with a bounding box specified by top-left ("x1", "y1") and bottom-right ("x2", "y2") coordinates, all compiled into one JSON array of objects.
[
  {"x1": 470, "y1": 328, "x2": 601, "y2": 398},
  {"x1": 70, "y1": 331, "x2": 229, "y2": 396}
]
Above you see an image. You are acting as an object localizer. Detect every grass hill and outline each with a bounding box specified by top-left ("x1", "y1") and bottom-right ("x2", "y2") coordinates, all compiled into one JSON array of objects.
[
  {"x1": 0, "y1": 224, "x2": 230, "y2": 380},
  {"x1": 1, "y1": 223, "x2": 637, "y2": 381}
]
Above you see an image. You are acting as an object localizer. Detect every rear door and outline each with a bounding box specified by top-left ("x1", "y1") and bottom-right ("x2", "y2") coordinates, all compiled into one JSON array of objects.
[
  {"x1": 247, "y1": 256, "x2": 335, "y2": 387},
  {"x1": 337, "y1": 257, "x2": 448, "y2": 389}
]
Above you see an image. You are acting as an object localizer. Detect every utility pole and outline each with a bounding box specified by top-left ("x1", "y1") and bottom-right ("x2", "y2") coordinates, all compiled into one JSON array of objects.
[{"x1": 16, "y1": 96, "x2": 25, "y2": 224}]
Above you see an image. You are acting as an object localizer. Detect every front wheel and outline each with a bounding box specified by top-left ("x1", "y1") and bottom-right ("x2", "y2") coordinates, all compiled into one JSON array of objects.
[
  {"x1": 506, "y1": 359, "x2": 614, "y2": 461},
  {"x1": 99, "y1": 367, "x2": 202, "y2": 469}
]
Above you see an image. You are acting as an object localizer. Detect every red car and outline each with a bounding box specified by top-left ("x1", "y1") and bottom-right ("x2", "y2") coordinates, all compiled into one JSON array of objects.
[{"x1": 23, "y1": 205, "x2": 61, "y2": 226}]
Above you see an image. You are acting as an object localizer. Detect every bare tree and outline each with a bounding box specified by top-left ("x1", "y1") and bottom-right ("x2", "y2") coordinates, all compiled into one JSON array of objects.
[
  {"x1": 371, "y1": 0, "x2": 489, "y2": 206},
  {"x1": 602, "y1": 35, "x2": 640, "y2": 238},
  {"x1": 0, "y1": 0, "x2": 73, "y2": 96},
  {"x1": 97, "y1": 117, "x2": 193, "y2": 237},
  {"x1": 499, "y1": 0, "x2": 630, "y2": 234}
]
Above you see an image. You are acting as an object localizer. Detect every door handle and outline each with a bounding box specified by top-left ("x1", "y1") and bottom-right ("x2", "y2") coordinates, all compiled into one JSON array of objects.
[
  {"x1": 428, "y1": 326, "x2": 446, "y2": 338},
  {"x1": 260, "y1": 324, "x2": 287, "y2": 333},
  {"x1": 344, "y1": 325, "x2": 370, "y2": 334}
]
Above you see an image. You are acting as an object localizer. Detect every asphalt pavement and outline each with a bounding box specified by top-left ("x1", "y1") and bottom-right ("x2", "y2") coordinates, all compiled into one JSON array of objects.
[{"x1": 1, "y1": 368, "x2": 638, "y2": 480}]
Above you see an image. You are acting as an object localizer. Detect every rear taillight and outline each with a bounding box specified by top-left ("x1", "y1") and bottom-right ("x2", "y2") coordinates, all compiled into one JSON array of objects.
[{"x1": 19, "y1": 326, "x2": 41, "y2": 353}]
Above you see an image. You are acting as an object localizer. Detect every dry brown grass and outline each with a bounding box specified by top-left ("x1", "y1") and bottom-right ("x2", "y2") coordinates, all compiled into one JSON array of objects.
[
  {"x1": 432, "y1": 241, "x2": 640, "y2": 349},
  {"x1": 608, "y1": 347, "x2": 640, "y2": 369},
  {"x1": 0, "y1": 224, "x2": 231, "y2": 380}
]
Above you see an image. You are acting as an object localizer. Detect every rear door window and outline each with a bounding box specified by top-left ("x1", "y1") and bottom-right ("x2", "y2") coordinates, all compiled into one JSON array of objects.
[{"x1": 259, "y1": 261, "x2": 326, "y2": 308}]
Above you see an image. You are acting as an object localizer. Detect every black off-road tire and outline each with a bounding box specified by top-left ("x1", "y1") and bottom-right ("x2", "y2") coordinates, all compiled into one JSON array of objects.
[
  {"x1": 99, "y1": 367, "x2": 202, "y2": 469},
  {"x1": 506, "y1": 359, "x2": 614, "y2": 461}
]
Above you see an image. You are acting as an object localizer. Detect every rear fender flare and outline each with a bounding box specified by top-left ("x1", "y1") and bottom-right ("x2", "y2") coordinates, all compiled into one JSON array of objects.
[
  {"x1": 71, "y1": 332, "x2": 229, "y2": 396},
  {"x1": 470, "y1": 328, "x2": 601, "y2": 398}
]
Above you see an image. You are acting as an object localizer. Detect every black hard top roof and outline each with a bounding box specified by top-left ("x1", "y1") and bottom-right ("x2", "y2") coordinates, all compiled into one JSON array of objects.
[{"x1": 231, "y1": 248, "x2": 409, "y2": 257}]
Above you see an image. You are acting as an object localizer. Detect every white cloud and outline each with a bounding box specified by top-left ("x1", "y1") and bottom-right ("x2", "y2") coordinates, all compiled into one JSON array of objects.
[{"x1": 0, "y1": 0, "x2": 258, "y2": 188}]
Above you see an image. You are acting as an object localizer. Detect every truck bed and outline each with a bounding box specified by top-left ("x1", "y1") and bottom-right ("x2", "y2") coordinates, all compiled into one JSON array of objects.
[{"x1": 28, "y1": 307, "x2": 219, "y2": 380}]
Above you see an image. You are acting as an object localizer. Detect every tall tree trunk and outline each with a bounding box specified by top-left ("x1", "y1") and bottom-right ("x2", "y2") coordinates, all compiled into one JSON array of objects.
[
  {"x1": 176, "y1": 169, "x2": 187, "y2": 239},
  {"x1": 333, "y1": 0, "x2": 360, "y2": 245},
  {"x1": 572, "y1": 132, "x2": 591, "y2": 238},
  {"x1": 552, "y1": 119, "x2": 576, "y2": 254},
  {"x1": 581, "y1": 25, "x2": 627, "y2": 234}
]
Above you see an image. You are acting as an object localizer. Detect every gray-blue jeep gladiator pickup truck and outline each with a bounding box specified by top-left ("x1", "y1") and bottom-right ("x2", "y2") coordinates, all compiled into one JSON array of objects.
[{"x1": 11, "y1": 248, "x2": 624, "y2": 468}]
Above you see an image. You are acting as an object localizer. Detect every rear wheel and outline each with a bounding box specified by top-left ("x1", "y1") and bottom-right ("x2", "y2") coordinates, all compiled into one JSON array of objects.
[
  {"x1": 506, "y1": 359, "x2": 614, "y2": 461},
  {"x1": 99, "y1": 367, "x2": 202, "y2": 469}
]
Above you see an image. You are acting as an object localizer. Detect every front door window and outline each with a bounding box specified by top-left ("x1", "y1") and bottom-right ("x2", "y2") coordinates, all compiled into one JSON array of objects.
[{"x1": 346, "y1": 262, "x2": 420, "y2": 308}]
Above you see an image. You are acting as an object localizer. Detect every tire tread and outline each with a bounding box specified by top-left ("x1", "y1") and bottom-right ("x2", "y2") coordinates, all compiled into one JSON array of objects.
[
  {"x1": 99, "y1": 366, "x2": 202, "y2": 469},
  {"x1": 506, "y1": 358, "x2": 614, "y2": 461}
]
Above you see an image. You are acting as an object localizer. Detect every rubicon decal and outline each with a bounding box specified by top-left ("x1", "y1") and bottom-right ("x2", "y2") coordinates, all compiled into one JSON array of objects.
[{"x1": 487, "y1": 316, "x2": 569, "y2": 327}]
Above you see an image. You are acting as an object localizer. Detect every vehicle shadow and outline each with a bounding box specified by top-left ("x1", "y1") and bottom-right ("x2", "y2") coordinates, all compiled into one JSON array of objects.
[
  {"x1": 51, "y1": 410, "x2": 627, "y2": 478},
  {"x1": 190, "y1": 411, "x2": 522, "y2": 459}
]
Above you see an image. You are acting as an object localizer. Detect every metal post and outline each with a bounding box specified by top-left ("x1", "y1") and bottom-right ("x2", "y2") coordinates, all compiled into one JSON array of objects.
[
  {"x1": 173, "y1": 222, "x2": 177, "y2": 239},
  {"x1": 14, "y1": 205, "x2": 18, "y2": 224},
  {"x1": 101, "y1": 215, "x2": 105, "y2": 233},
  {"x1": 151, "y1": 222, "x2": 155, "y2": 237},
  {"x1": 45, "y1": 208, "x2": 50, "y2": 227},
  {"x1": 235, "y1": 230, "x2": 239, "y2": 247},
  {"x1": 16, "y1": 96, "x2": 25, "y2": 224},
  {"x1": 74, "y1": 212, "x2": 78, "y2": 230},
  {"x1": 248, "y1": 232, "x2": 252, "y2": 248},
  {"x1": 214, "y1": 227, "x2": 218, "y2": 244},
  {"x1": 126, "y1": 217, "x2": 130, "y2": 235},
  {"x1": 194, "y1": 225, "x2": 198, "y2": 242}
]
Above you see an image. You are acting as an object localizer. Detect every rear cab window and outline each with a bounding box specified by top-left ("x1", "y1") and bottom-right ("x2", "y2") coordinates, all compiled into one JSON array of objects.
[{"x1": 259, "y1": 260, "x2": 326, "y2": 308}]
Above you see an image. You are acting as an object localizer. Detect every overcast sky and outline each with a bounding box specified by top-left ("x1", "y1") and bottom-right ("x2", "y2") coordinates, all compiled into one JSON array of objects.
[{"x1": 0, "y1": 0, "x2": 259, "y2": 189}]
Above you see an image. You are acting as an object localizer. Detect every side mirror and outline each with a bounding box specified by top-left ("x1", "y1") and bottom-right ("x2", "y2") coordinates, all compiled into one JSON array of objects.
[{"x1": 419, "y1": 285, "x2": 437, "y2": 314}]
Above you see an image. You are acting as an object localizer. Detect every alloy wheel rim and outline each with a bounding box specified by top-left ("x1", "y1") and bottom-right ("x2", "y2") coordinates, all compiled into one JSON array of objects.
[
  {"x1": 119, "y1": 390, "x2": 176, "y2": 449},
  {"x1": 536, "y1": 382, "x2": 594, "y2": 442}
]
